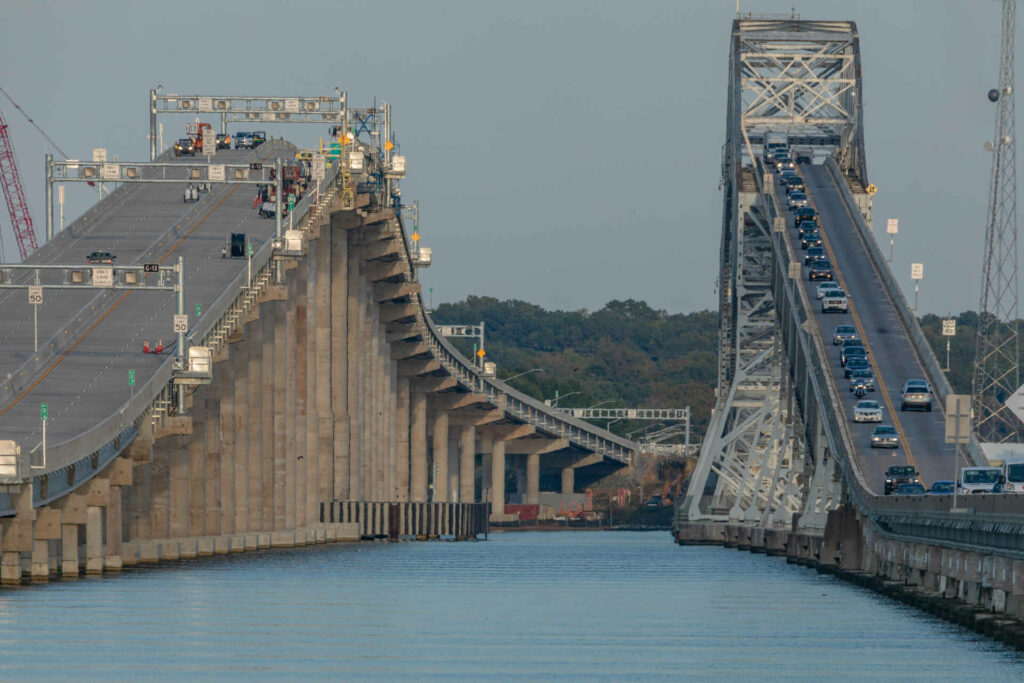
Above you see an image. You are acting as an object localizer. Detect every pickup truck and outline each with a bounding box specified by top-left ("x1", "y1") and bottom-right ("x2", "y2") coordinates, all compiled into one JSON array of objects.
[{"x1": 821, "y1": 290, "x2": 848, "y2": 314}]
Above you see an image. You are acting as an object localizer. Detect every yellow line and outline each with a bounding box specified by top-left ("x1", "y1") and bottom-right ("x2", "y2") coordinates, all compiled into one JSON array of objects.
[{"x1": 799, "y1": 166, "x2": 919, "y2": 475}]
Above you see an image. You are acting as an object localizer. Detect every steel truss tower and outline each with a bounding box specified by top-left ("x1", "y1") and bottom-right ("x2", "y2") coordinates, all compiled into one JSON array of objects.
[{"x1": 973, "y1": 0, "x2": 1020, "y2": 443}]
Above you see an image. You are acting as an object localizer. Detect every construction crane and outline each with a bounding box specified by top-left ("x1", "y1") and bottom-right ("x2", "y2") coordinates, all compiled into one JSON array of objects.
[{"x1": 0, "y1": 108, "x2": 39, "y2": 261}]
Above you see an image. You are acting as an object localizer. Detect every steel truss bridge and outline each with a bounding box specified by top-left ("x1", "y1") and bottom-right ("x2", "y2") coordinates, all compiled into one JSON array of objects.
[{"x1": 679, "y1": 18, "x2": 1024, "y2": 557}]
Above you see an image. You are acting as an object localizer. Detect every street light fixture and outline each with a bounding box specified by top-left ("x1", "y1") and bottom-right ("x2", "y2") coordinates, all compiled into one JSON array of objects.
[
  {"x1": 502, "y1": 368, "x2": 544, "y2": 383},
  {"x1": 549, "y1": 391, "x2": 581, "y2": 408}
]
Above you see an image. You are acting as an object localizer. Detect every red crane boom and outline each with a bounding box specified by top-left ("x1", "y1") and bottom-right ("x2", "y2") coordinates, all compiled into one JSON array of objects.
[{"x1": 0, "y1": 108, "x2": 39, "y2": 261}]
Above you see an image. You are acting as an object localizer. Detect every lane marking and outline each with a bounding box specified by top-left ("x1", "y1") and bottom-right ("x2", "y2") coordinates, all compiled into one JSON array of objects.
[{"x1": 798, "y1": 166, "x2": 919, "y2": 476}]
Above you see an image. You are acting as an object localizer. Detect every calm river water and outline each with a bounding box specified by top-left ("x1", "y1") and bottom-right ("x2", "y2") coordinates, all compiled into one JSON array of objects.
[{"x1": 0, "y1": 531, "x2": 1022, "y2": 680}]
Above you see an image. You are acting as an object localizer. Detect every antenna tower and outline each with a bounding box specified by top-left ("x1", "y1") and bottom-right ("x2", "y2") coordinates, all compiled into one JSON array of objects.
[{"x1": 973, "y1": 0, "x2": 1020, "y2": 442}]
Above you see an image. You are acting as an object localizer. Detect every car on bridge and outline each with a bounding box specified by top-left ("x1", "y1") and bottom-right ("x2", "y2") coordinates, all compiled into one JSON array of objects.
[
  {"x1": 928, "y1": 481, "x2": 955, "y2": 495},
  {"x1": 895, "y1": 482, "x2": 926, "y2": 496},
  {"x1": 788, "y1": 191, "x2": 808, "y2": 211},
  {"x1": 805, "y1": 246, "x2": 825, "y2": 266},
  {"x1": 833, "y1": 324, "x2": 857, "y2": 344},
  {"x1": 843, "y1": 356, "x2": 869, "y2": 378},
  {"x1": 216, "y1": 133, "x2": 231, "y2": 150},
  {"x1": 251, "y1": 131, "x2": 267, "y2": 147},
  {"x1": 821, "y1": 289, "x2": 848, "y2": 314},
  {"x1": 801, "y1": 231, "x2": 822, "y2": 250},
  {"x1": 784, "y1": 176, "x2": 805, "y2": 193},
  {"x1": 173, "y1": 138, "x2": 195, "y2": 156},
  {"x1": 793, "y1": 207, "x2": 816, "y2": 228},
  {"x1": 817, "y1": 281, "x2": 841, "y2": 299},
  {"x1": 86, "y1": 251, "x2": 116, "y2": 264},
  {"x1": 808, "y1": 259, "x2": 833, "y2": 281},
  {"x1": 848, "y1": 368, "x2": 876, "y2": 392},
  {"x1": 234, "y1": 132, "x2": 253, "y2": 149},
  {"x1": 871, "y1": 425, "x2": 899, "y2": 449},
  {"x1": 796, "y1": 219, "x2": 818, "y2": 234},
  {"x1": 840, "y1": 344, "x2": 867, "y2": 366},
  {"x1": 884, "y1": 465, "x2": 919, "y2": 495},
  {"x1": 960, "y1": 466, "x2": 1002, "y2": 494},
  {"x1": 899, "y1": 379, "x2": 933, "y2": 412},
  {"x1": 853, "y1": 399, "x2": 882, "y2": 423}
]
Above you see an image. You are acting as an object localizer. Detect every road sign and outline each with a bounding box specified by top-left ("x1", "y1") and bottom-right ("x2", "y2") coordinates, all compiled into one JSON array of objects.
[
  {"x1": 477, "y1": 348, "x2": 486, "y2": 358},
  {"x1": 208, "y1": 164, "x2": 225, "y2": 182},
  {"x1": 285, "y1": 98, "x2": 300, "y2": 113},
  {"x1": 312, "y1": 154, "x2": 326, "y2": 182},
  {"x1": 946, "y1": 394, "x2": 971, "y2": 443},
  {"x1": 866, "y1": 183, "x2": 878, "y2": 196},
  {"x1": 942, "y1": 319, "x2": 957, "y2": 336},
  {"x1": 787, "y1": 261, "x2": 801, "y2": 279},
  {"x1": 92, "y1": 267, "x2": 114, "y2": 287},
  {"x1": 40, "y1": 403, "x2": 47, "y2": 421},
  {"x1": 92, "y1": 148, "x2": 107, "y2": 162},
  {"x1": 186, "y1": 122, "x2": 198, "y2": 135},
  {"x1": 288, "y1": 194, "x2": 295, "y2": 210},
  {"x1": 411, "y1": 232, "x2": 420, "y2": 242},
  {"x1": 28, "y1": 286, "x2": 42, "y2": 305},
  {"x1": 100, "y1": 163, "x2": 120, "y2": 181},
  {"x1": 1007, "y1": 386, "x2": 1024, "y2": 425},
  {"x1": 886, "y1": 218, "x2": 898, "y2": 234},
  {"x1": 195, "y1": 303, "x2": 201, "y2": 317},
  {"x1": 247, "y1": 242, "x2": 253, "y2": 256},
  {"x1": 911, "y1": 263, "x2": 924, "y2": 280},
  {"x1": 203, "y1": 128, "x2": 216, "y2": 156},
  {"x1": 249, "y1": 162, "x2": 263, "y2": 171},
  {"x1": 143, "y1": 263, "x2": 160, "y2": 273},
  {"x1": 173, "y1": 314, "x2": 188, "y2": 333},
  {"x1": 129, "y1": 369, "x2": 135, "y2": 387},
  {"x1": 198, "y1": 97, "x2": 213, "y2": 112}
]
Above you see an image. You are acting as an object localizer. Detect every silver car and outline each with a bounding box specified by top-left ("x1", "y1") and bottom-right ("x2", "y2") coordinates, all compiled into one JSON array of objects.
[
  {"x1": 900, "y1": 379, "x2": 932, "y2": 412},
  {"x1": 853, "y1": 400, "x2": 883, "y2": 423},
  {"x1": 871, "y1": 424, "x2": 899, "y2": 449}
]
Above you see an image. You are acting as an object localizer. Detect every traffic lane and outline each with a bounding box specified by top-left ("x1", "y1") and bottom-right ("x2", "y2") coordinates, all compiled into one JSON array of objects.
[
  {"x1": 801, "y1": 166, "x2": 950, "y2": 489},
  {"x1": 0, "y1": 150, "x2": 269, "y2": 390},
  {"x1": 0, "y1": 166, "x2": 282, "y2": 444}
]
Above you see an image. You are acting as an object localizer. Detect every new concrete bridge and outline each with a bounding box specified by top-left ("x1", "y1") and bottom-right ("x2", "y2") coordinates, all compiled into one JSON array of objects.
[
  {"x1": 0, "y1": 94, "x2": 636, "y2": 581},
  {"x1": 675, "y1": 18, "x2": 1024, "y2": 627}
]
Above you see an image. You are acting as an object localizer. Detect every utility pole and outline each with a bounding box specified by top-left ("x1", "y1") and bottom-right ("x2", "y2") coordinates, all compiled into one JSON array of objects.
[{"x1": 973, "y1": 0, "x2": 1020, "y2": 443}]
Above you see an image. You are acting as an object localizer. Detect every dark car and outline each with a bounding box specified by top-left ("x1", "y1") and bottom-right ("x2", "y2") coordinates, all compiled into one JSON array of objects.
[
  {"x1": 216, "y1": 133, "x2": 231, "y2": 150},
  {"x1": 928, "y1": 481, "x2": 955, "y2": 495},
  {"x1": 805, "y1": 246, "x2": 825, "y2": 265},
  {"x1": 645, "y1": 495, "x2": 663, "y2": 510},
  {"x1": 786, "y1": 179, "x2": 806, "y2": 195},
  {"x1": 173, "y1": 138, "x2": 195, "y2": 156},
  {"x1": 796, "y1": 219, "x2": 818, "y2": 233},
  {"x1": 801, "y1": 231, "x2": 822, "y2": 250},
  {"x1": 87, "y1": 251, "x2": 115, "y2": 264},
  {"x1": 844, "y1": 356, "x2": 870, "y2": 378},
  {"x1": 840, "y1": 345, "x2": 867, "y2": 367},
  {"x1": 884, "y1": 465, "x2": 920, "y2": 495},
  {"x1": 848, "y1": 368, "x2": 876, "y2": 392},
  {"x1": 895, "y1": 483, "x2": 926, "y2": 496},
  {"x1": 808, "y1": 259, "x2": 833, "y2": 281},
  {"x1": 794, "y1": 207, "x2": 816, "y2": 228}
]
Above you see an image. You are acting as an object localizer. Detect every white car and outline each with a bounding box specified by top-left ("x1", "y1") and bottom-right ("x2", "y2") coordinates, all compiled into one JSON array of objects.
[
  {"x1": 788, "y1": 191, "x2": 808, "y2": 210},
  {"x1": 822, "y1": 289, "x2": 848, "y2": 314},
  {"x1": 853, "y1": 400, "x2": 882, "y2": 423},
  {"x1": 816, "y1": 282, "x2": 841, "y2": 299}
]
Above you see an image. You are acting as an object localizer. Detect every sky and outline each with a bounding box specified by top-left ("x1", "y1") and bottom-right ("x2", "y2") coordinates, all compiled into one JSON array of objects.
[{"x1": 0, "y1": 0, "x2": 1012, "y2": 316}]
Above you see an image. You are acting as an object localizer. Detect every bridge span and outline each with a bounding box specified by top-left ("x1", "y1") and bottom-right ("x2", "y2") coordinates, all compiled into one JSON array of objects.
[
  {"x1": 0, "y1": 93, "x2": 637, "y2": 582},
  {"x1": 675, "y1": 17, "x2": 1024, "y2": 626}
]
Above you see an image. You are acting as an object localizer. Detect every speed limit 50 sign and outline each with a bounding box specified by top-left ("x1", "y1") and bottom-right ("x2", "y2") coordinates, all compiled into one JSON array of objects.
[
  {"x1": 28, "y1": 286, "x2": 43, "y2": 305},
  {"x1": 173, "y1": 314, "x2": 188, "y2": 333}
]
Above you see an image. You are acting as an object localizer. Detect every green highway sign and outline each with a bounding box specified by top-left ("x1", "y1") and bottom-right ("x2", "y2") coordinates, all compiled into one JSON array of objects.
[
  {"x1": 195, "y1": 302, "x2": 202, "y2": 317},
  {"x1": 41, "y1": 403, "x2": 47, "y2": 421},
  {"x1": 288, "y1": 194, "x2": 295, "y2": 210},
  {"x1": 129, "y1": 369, "x2": 136, "y2": 387}
]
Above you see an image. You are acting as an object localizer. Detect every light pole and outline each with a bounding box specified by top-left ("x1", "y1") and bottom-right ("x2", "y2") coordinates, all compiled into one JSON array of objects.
[
  {"x1": 549, "y1": 391, "x2": 581, "y2": 408},
  {"x1": 502, "y1": 368, "x2": 544, "y2": 383}
]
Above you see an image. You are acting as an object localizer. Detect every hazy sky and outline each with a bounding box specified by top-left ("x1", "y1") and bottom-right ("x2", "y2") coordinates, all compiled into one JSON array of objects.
[{"x1": 0, "y1": 1, "x2": 1012, "y2": 315}]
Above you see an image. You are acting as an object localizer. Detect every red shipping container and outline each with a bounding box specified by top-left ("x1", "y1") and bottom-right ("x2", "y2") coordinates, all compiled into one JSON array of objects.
[{"x1": 504, "y1": 504, "x2": 539, "y2": 521}]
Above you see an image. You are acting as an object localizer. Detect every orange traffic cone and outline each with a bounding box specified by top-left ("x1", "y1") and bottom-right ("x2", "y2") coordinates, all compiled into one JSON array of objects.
[
  {"x1": 155, "y1": 340, "x2": 163, "y2": 354},
  {"x1": 143, "y1": 340, "x2": 150, "y2": 354}
]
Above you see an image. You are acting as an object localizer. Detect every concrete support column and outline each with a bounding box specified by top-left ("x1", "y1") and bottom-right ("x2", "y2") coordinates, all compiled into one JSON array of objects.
[
  {"x1": 273, "y1": 298, "x2": 287, "y2": 530},
  {"x1": 491, "y1": 439, "x2": 506, "y2": 516},
  {"x1": 304, "y1": 241, "x2": 319, "y2": 525},
  {"x1": 204, "y1": 370, "x2": 222, "y2": 536},
  {"x1": 448, "y1": 436, "x2": 459, "y2": 502},
  {"x1": 85, "y1": 506, "x2": 103, "y2": 575},
  {"x1": 526, "y1": 453, "x2": 540, "y2": 506},
  {"x1": 561, "y1": 466, "x2": 575, "y2": 495},
  {"x1": 260, "y1": 307, "x2": 275, "y2": 530},
  {"x1": 151, "y1": 438, "x2": 170, "y2": 539},
  {"x1": 221, "y1": 342, "x2": 240, "y2": 535},
  {"x1": 245, "y1": 315, "x2": 263, "y2": 532},
  {"x1": 316, "y1": 227, "x2": 334, "y2": 510},
  {"x1": 459, "y1": 424, "x2": 475, "y2": 503},
  {"x1": 432, "y1": 411, "x2": 449, "y2": 502},
  {"x1": 61, "y1": 523, "x2": 79, "y2": 577},
  {"x1": 188, "y1": 402, "x2": 206, "y2": 536},
  {"x1": 31, "y1": 540, "x2": 48, "y2": 582},
  {"x1": 410, "y1": 392, "x2": 428, "y2": 502},
  {"x1": 169, "y1": 434, "x2": 189, "y2": 538},
  {"x1": 130, "y1": 456, "x2": 152, "y2": 540},
  {"x1": 347, "y1": 238, "x2": 363, "y2": 500},
  {"x1": 105, "y1": 486, "x2": 122, "y2": 572},
  {"x1": 331, "y1": 221, "x2": 350, "y2": 501},
  {"x1": 395, "y1": 377, "x2": 411, "y2": 501},
  {"x1": 285, "y1": 272, "x2": 299, "y2": 530}
]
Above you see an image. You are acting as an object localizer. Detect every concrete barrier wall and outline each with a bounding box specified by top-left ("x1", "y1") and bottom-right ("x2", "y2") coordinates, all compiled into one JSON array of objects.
[{"x1": 324, "y1": 501, "x2": 488, "y2": 540}]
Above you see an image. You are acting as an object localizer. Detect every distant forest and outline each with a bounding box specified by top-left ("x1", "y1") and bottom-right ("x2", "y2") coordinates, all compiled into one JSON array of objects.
[
  {"x1": 432, "y1": 297, "x2": 718, "y2": 439},
  {"x1": 432, "y1": 298, "x2": 1004, "y2": 442}
]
